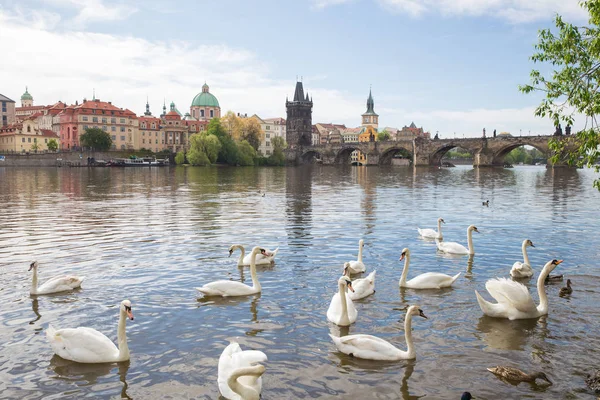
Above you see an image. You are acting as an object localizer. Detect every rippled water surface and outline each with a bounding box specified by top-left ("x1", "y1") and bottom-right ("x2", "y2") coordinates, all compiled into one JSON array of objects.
[{"x1": 1, "y1": 165, "x2": 599, "y2": 399}]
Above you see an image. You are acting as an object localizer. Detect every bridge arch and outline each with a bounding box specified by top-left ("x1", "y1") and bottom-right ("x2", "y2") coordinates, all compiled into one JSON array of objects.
[
  {"x1": 491, "y1": 141, "x2": 549, "y2": 166},
  {"x1": 334, "y1": 145, "x2": 365, "y2": 164},
  {"x1": 379, "y1": 145, "x2": 414, "y2": 165},
  {"x1": 300, "y1": 149, "x2": 323, "y2": 164},
  {"x1": 429, "y1": 142, "x2": 479, "y2": 166}
]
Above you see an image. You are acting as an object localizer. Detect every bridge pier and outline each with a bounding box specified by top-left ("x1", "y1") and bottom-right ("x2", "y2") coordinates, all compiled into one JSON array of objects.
[{"x1": 473, "y1": 148, "x2": 500, "y2": 167}]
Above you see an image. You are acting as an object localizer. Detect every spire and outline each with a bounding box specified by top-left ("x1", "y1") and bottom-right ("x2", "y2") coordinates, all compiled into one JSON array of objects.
[
  {"x1": 363, "y1": 86, "x2": 377, "y2": 115},
  {"x1": 144, "y1": 96, "x2": 151, "y2": 116},
  {"x1": 93, "y1": 88, "x2": 96, "y2": 101},
  {"x1": 293, "y1": 81, "x2": 305, "y2": 102}
]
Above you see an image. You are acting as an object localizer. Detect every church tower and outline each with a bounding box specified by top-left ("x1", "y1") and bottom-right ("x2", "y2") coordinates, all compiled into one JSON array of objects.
[
  {"x1": 361, "y1": 88, "x2": 378, "y2": 128},
  {"x1": 286, "y1": 80, "x2": 313, "y2": 148},
  {"x1": 21, "y1": 87, "x2": 33, "y2": 107}
]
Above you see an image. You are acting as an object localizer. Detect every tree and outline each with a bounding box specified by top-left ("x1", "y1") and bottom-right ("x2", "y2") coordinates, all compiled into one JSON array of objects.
[
  {"x1": 47, "y1": 138, "x2": 58, "y2": 152},
  {"x1": 80, "y1": 127, "x2": 112, "y2": 151},
  {"x1": 520, "y1": 0, "x2": 600, "y2": 189},
  {"x1": 241, "y1": 118, "x2": 263, "y2": 151},
  {"x1": 174, "y1": 151, "x2": 185, "y2": 165},
  {"x1": 30, "y1": 138, "x2": 39, "y2": 152},
  {"x1": 377, "y1": 130, "x2": 391, "y2": 142},
  {"x1": 189, "y1": 132, "x2": 222, "y2": 165},
  {"x1": 221, "y1": 111, "x2": 244, "y2": 140},
  {"x1": 206, "y1": 118, "x2": 239, "y2": 165},
  {"x1": 267, "y1": 136, "x2": 287, "y2": 166},
  {"x1": 187, "y1": 147, "x2": 210, "y2": 166},
  {"x1": 237, "y1": 140, "x2": 257, "y2": 166}
]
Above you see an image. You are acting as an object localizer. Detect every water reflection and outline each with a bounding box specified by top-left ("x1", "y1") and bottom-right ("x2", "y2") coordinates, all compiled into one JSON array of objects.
[
  {"x1": 400, "y1": 362, "x2": 425, "y2": 400},
  {"x1": 285, "y1": 166, "x2": 313, "y2": 246},
  {"x1": 29, "y1": 298, "x2": 41, "y2": 325},
  {"x1": 475, "y1": 316, "x2": 544, "y2": 350}
]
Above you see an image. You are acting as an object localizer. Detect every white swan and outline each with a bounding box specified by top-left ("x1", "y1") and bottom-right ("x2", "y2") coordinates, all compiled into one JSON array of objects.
[
  {"x1": 196, "y1": 246, "x2": 262, "y2": 297},
  {"x1": 399, "y1": 248, "x2": 461, "y2": 289},
  {"x1": 229, "y1": 244, "x2": 279, "y2": 267},
  {"x1": 436, "y1": 225, "x2": 479, "y2": 255},
  {"x1": 327, "y1": 276, "x2": 358, "y2": 326},
  {"x1": 329, "y1": 305, "x2": 428, "y2": 361},
  {"x1": 475, "y1": 259, "x2": 563, "y2": 320},
  {"x1": 46, "y1": 299, "x2": 134, "y2": 363},
  {"x1": 218, "y1": 341, "x2": 267, "y2": 400},
  {"x1": 509, "y1": 239, "x2": 535, "y2": 278},
  {"x1": 417, "y1": 217, "x2": 445, "y2": 240},
  {"x1": 343, "y1": 263, "x2": 375, "y2": 300},
  {"x1": 29, "y1": 261, "x2": 85, "y2": 295},
  {"x1": 346, "y1": 239, "x2": 366, "y2": 274}
]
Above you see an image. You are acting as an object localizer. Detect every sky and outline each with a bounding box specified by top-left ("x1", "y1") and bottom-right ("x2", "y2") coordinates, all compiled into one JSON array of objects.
[{"x1": 0, "y1": 0, "x2": 590, "y2": 138}]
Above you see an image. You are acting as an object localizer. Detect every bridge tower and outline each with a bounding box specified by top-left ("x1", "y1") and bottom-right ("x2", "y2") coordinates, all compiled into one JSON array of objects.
[{"x1": 286, "y1": 81, "x2": 313, "y2": 148}]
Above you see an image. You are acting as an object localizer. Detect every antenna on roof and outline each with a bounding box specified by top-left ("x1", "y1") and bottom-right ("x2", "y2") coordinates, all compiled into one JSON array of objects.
[{"x1": 92, "y1": 88, "x2": 96, "y2": 101}]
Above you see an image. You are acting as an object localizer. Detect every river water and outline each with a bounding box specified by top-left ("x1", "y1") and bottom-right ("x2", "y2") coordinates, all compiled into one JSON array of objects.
[{"x1": 0, "y1": 165, "x2": 599, "y2": 399}]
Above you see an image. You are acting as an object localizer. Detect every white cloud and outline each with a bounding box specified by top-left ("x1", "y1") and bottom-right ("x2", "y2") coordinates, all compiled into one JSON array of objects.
[
  {"x1": 41, "y1": 0, "x2": 137, "y2": 27},
  {"x1": 311, "y1": 0, "x2": 353, "y2": 10},
  {"x1": 376, "y1": 0, "x2": 588, "y2": 23}
]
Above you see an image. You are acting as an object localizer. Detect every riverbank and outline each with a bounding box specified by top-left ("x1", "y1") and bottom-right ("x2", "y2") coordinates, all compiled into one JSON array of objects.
[{"x1": 0, "y1": 152, "x2": 171, "y2": 167}]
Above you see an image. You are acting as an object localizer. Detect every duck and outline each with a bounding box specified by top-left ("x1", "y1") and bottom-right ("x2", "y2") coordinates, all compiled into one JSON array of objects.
[
  {"x1": 326, "y1": 275, "x2": 357, "y2": 326},
  {"x1": 487, "y1": 366, "x2": 552, "y2": 385},
  {"x1": 229, "y1": 244, "x2": 279, "y2": 267},
  {"x1": 585, "y1": 370, "x2": 600, "y2": 393},
  {"x1": 559, "y1": 279, "x2": 573, "y2": 296},
  {"x1": 196, "y1": 246, "x2": 263, "y2": 297},
  {"x1": 328, "y1": 305, "x2": 428, "y2": 361},
  {"x1": 29, "y1": 261, "x2": 85, "y2": 295},
  {"x1": 345, "y1": 239, "x2": 366, "y2": 274},
  {"x1": 545, "y1": 273, "x2": 564, "y2": 284},
  {"x1": 475, "y1": 259, "x2": 563, "y2": 320},
  {"x1": 46, "y1": 300, "x2": 134, "y2": 363},
  {"x1": 461, "y1": 392, "x2": 473, "y2": 400},
  {"x1": 436, "y1": 225, "x2": 479, "y2": 255},
  {"x1": 510, "y1": 239, "x2": 535, "y2": 278},
  {"x1": 417, "y1": 217, "x2": 445, "y2": 240},
  {"x1": 218, "y1": 341, "x2": 267, "y2": 400},
  {"x1": 398, "y1": 248, "x2": 461, "y2": 289},
  {"x1": 343, "y1": 263, "x2": 375, "y2": 300}
]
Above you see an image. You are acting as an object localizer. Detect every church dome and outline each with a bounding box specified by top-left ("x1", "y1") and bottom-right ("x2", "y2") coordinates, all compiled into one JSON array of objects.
[
  {"x1": 21, "y1": 87, "x2": 33, "y2": 101},
  {"x1": 191, "y1": 83, "x2": 220, "y2": 108}
]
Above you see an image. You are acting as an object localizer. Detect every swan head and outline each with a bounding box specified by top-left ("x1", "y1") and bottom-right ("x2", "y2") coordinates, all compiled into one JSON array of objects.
[
  {"x1": 438, "y1": 218, "x2": 445, "y2": 224},
  {"x1": 121, "y1": 300, "x2": 134, "y2": 320},
  {"x1": 407, "y1": 305, "x2": 427, "y2": 319},
  {"x1": 251, "y1": 246, "x2": 262, "y2": 257},
  {"x1": 358, "y1": 239, "x2": 364, "y2": 246},
  {"x1": 461, "y1": 392, "x2": 473, "y2": 400},
  {"x1": 342, "y1": 262, "x2": 351, "y2": 276},
  {"x1": 338, "y1": 276, "x2": 354, "y2": 292},
  {"x1": 532, "y1": 371, "x2": 552, "y2": 385},
  {"x1": 228, "y1": 246, "x2": 234, "y2": 257},
  {"x1": 468, "y1": 225, "x2": 479, "y2": 233},
  {"x1": 545, "y1": 259, "x2": 563, "y2": 272},
  {"x1": 525, "y1": 239, "x2": 535, "y2": 248},
  {"x1": 399, "y1": 248, "x2": 410, "y2": 261},
  {"x1": 28, "y1": 261, "x2": 38, "y2": 271}
]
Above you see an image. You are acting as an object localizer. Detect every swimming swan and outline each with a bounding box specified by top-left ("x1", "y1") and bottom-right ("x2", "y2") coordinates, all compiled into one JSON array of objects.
[
  {"x1": 510, "y1": 240, "x2": 535, "y2": 278},
  {"x1": 475, "y1": 259, "x2": 563, "y2": 320},
  {"x1": 346, "y1": 239, "x2": 366, "y2": 274},
  {"x1": 417, "y1": 217, "x2": 444, "y2": 240},
  {"x1": 218, "y1": 341, "x2": 267, "y2": 400},
  {"x1": 29, "y1": 261, "x2": 85, "y2": 295},
  {"x1": 343, "y1": 263, "x2": 375, "y2": 300},
  {"x1": 46, "y1": 300, "x2": 134, "y2": 363},
  {"x1": 329, "y1": 305, "x2": 428, "y2": 360},
  {"x1": 398, "y1": 248, "x2": 461, "y2": 289},
  {"x1": 229, "y1": 244, "x2": 279, "y2": 267},
  {"x1": 436, "y1": 225, "x2": 479, "y2": 255},
  {"x1": 196, "y1": 247, "x2": 262, "y2": 297},
  {"x1": 327, "y1": 276, "x2": 357, "y2": 326}
]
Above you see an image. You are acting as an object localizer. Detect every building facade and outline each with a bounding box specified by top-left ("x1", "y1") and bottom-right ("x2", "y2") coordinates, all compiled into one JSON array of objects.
[
  {"x1": 0, "y1": 94, "x2": 16, "y2": 127},
  {"x1": 286, "y1": 81, "x2": 313, "y2": 148},
  {"x1": 0, "y1": 118, "x2": 60, "y2": 153},
  {"x1": 253, "y1": 116, "x2": 286, "y2": 156},
  {"x1": 396, "y1": 122, "x2": 430, "y2": 140},
  {"x1": 190, "y1": 83, "x2": 221, "y2": 121}
]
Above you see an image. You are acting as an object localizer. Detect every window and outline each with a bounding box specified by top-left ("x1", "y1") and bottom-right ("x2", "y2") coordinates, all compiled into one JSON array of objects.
[
  {"x1": 92, "y1": 117, "x2": 98, "y2": 122},
  {"x1": 45, "y1": 139, "x2": 47, "y2": 143},
  {"x1": 120, "y1": 118, "x2": 125, "y2": 123},
  {"x1": 266, "y1": 150, "x2": 271, "y2": 155},
  {"x1": 82, "y1": 116, "x2": 88, "y2": 121},
  {"x1": 83, "y1": 125, "x2": 88, "y2": 130},
  {"x1": 142, "y1": 139, "x2": 145, "y2": 144},
  {"x1": 200, "y1": 110, "x2": 205, "y2": 117},
  {"x1": 151, "y1": 123, "x2": 156, "y2": 129},
  {"x1": 121, "y1": 145, "x2": 125, "y2": 150},
  {"x1": 28, "y1": 137, "x2": 31, "y2": 142},
  {"x1": 210, "y1": 110, "x2": 214, "y2": 118},
  {"x1": 120, "y1": 127, "x2": 125, "y2": 132},
  {"x1": 111, "y1": 118, "x2": 116, "y2": 123},
  {"x1": 266, "y1": 133, "x2": 270, "y2": 138},
  {"x1": 266, "y1": 126, "x2": 270, "y2": 130},
  {"x1": 102, "y1": 118, "x2": 107, "y2": 123},
  {"x1": 111, "y1": 126, "x2": 116, "y2": 132},
  {"x1": 111, "y1": 135, "x2": 116, "y2": 140},
  {"x1": 22, "y1": 138, "x2": 25, "y2": 142},
  {"x1": 155, "y1": 140, "x2": 158, "y2": 144},
  {"x1": 120, "y1": 136, "x2": 125, "y2": 141},
  {"x1": 266, "y1": 141, "x2": 270, "y2": 147},
  {"x1": 102, "y1": 126, "x2": 107, "y2": 131},
  {"x1": 27, "y1": 125, "x2": 31, "y2": 133}
]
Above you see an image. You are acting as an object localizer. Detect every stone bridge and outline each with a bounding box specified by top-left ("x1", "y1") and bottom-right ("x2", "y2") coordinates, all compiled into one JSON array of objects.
[{"x1": 286, "y1": 135, "x2": 575, "y2": 167}]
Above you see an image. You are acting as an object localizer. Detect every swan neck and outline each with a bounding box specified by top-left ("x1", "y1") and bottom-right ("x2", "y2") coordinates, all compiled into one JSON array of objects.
[
  {"x1": 117, "y1": 310, "x2": 130, "y2": 361},
  {"x1": 400, "y1": 253, "x2": 410, "y2": 286},
  {"x1": 357, "y1": 241, "x2": 363, "y2": 262},
  {"x1": 536, "y1": 264, "x2": 551, "y2": 314},
  {"x1": 238, "y1": 245, "x2": 245, "y2": 266},
  {"x1": 467, "y1": 228, "x2": 474, "y2": 255},
  {"x1": 404, "y1": 313, "x2": 416, "y2": 358},
  {"x1": 31, "y1": 268, "x2": 38, "y2": 294},
  {"x1": 250, "y1": 251, "x2": 261, "y2": 290},
  {"x1": 339, "y1": 280, "x2": 349, "y2": 325},
  {"x1": 437, "y1": 220, "x2": 443, "y2": 236},
  {"x1": 228, "y1": 367, "x2": 262, "y2": 400},
  {"x1": 522, "y1": 242, "x2": 530, "y2": 265}
]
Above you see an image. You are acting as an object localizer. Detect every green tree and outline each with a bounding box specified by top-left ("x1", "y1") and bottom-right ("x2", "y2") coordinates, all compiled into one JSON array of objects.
[
  {"x1": 187, "y1": 147, "x2": 210, "y2": 166},
  {"x1": 268, "y1": 136, "x2": 287, "y2": 166},
  {"x1": 237, "y1": 140, "x2": 257, "y2": 166},
  {"x1": 377, "y1": 130, "x2": 391, "y2": 141},
  {"x1": 30, "y1": 138, "x2": 39, "y2": 152},
  {"x1": 241, "y1": 118, "x2": 263, "y2": 151},
  {"x1": 520, "y1": 0, "x2": 600, "y2": 189},
  {"x1": 174, "y1": 151, "x2": 185, "y2": 165},
  {"x1": 189, "y1": 132, "x2": 222, "y2": 164},
  {"x1": 80, "y1": 127, "x2": 112, "y2": 151},
  {"x1": 206, "y1": 118, "x2": 239, "y2": 165},
  {"x1": 47, "y1": 138, "x2": 58, "y2": 152}
]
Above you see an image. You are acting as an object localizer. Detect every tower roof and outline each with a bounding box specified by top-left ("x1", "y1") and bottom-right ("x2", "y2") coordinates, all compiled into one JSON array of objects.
[
  {"x1": 191, "y1": 83, "x2": 220, "y2": 107},
  {"x1": 21, "y1": 87, "x2": 33, "y2": 101},
  {"x1": 293, "y1": 81, "x2": 305, "y2": 102},
  {"x1": 362, "y1": 88, "x2": 378, "y2": 116}
]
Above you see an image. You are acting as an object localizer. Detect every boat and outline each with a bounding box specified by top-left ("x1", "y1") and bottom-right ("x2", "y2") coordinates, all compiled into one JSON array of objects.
[{"x1": 109, "y1": 157, "x2": 168, "y2": 167}]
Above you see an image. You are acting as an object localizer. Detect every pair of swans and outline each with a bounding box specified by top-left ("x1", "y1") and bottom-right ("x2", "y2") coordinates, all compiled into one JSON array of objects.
[
  {"x1": 399, "y1": 248, "x2": 461, "y2": 289},
  {"x1": 510, "y1": 239, "x2": 535, "y2": 278},
  {"x1": 218, "y1": 341, "x2": 267, "y2": 400},
  {"x1": 229, "y1": 244, "x2": 278, "y2": 267},
  {"x1": 47, "y1": 300, "x2": 134, "y2": 363},
  {"x1": 343, "y1": 263, "x2": 376, "y2": 300},
  {"x1": 476, "y1": 259, "x2": 563, "y2": 320},
  {"x1": 196, "y1": 246, "x2": 263, "y2": 297},
  {"x1": 418, "y1": 217, "x2": 444, "y2": 240},
  {"x1": 329, "y1": 305, "x2": 428, "y2": 361},
  {"x1": 29, "y1": 261, "x2": 85, "y2": 295},
  {"x1": 346, "y1": 239, "x2": 366, "y2": 274},
  {"x1": 436, "y1": 225, "x2": 479, "y2": 255}
]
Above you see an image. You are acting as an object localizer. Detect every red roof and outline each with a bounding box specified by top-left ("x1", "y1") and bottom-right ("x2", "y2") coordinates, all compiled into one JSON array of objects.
[
  {"x1": 16, "y1": 105, "x2": 45, "y2": 112},
  {"x1": 65, "y1": 99, "x2": 137, "y2": 118},
  {"x1": 40, "y1": 129, "x2": 59, "y2": 138}
]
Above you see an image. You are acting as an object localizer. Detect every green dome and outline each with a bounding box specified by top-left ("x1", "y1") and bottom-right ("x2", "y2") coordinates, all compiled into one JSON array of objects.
[
  {"x1": 191, "y1": 92, "x2": 220, "y2": 108},
  {"x1": 21, "y1": 87, "x2": 33, "y2": 101}
]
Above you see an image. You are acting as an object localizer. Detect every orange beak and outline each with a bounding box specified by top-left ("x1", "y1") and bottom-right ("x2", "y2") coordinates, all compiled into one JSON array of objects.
[
  {"x1": 556, "y1": 260, "x2": 563, "y2": 265},
  {"x1": 127, "y1": 310, "x2": 134, "y2": 320}
]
